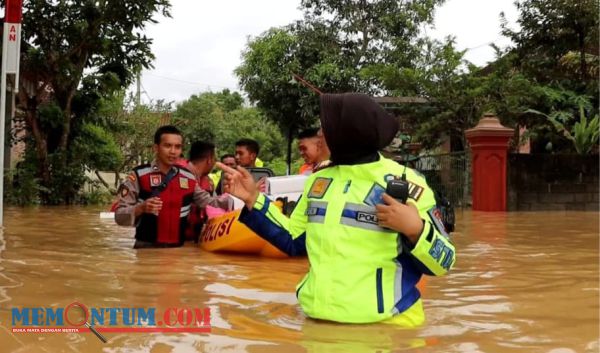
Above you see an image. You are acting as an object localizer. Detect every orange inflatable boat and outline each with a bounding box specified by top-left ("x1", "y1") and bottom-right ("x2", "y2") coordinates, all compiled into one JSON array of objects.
[
  {"x1": 199, "y1": 173, "x2": 306, "y2": 258},
  {"x1": 200, "y1": 209, "x2": 288, "y2": 258}
]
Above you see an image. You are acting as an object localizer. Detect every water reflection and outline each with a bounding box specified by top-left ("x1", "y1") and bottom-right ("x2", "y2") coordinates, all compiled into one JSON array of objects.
[{"x1": 0, "y1": 206, "x2": 597, "y2": 352}]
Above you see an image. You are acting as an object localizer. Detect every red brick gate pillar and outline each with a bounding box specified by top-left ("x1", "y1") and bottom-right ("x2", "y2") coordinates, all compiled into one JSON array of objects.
[{"x1": 465, "y1": 114, "x2": 514, "y2": 211}]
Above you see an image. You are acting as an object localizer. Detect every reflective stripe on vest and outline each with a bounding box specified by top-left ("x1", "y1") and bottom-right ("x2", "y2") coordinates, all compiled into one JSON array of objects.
[
  {"x1": 340, "y1": 202, "x2": 395, "y2": 233},
  {"x1": 306, "y1": 200, "x2": 327, "y2": 224},
  {"x1": 295, "y1": 157, "x2": 433, "y2": 323},
  {"x1": 180, "y1": 204, "x2": 191, "y2": 218}
]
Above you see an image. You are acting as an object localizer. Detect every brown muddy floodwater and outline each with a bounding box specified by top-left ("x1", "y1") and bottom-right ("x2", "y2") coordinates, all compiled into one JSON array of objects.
[{"x1": 0, "y1": 207, "x2": 598, "y2": 353}]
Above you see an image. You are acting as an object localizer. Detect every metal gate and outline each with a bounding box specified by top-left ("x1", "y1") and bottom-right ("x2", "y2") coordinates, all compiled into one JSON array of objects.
[{"x1": 411, "y1": 152, "x2": 470, "y2": 208}]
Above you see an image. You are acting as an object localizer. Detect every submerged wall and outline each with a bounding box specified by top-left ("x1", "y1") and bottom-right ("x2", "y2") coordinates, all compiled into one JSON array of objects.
[{"x1": 508, "y1": 154, "x2": 599, "y2": 211}]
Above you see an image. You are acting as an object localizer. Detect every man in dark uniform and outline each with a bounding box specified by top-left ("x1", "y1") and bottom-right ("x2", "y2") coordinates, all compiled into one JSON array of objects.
[
  {"x1": 115, "y1": 125, "x2": 231, "y2": 248},
  {"x1": 182, "y1": 141, "x2": 224, "y2": 241}
]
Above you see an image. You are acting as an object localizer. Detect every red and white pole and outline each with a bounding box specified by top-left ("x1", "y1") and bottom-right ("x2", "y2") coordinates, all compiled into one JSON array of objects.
[
  {"x1": 0, "y1": 0, "x2": 23, "y2": 226},
  {"x1": 4, "y1": 0, "x2": 22, "y2": 87}
]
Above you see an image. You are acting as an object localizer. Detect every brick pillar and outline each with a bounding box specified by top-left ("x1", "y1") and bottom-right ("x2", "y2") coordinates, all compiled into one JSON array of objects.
[{"x1": 465, "y1": 113, "x2": 514, "y2": 211}]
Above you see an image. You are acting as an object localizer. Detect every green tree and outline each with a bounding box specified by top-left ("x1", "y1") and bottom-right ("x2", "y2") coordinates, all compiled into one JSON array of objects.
[
  {"x1": 71, "y1": 123, "x2": 123, "y2": 187},
  {"x1": 501, "y1": 0, "x2": 598, "y2": 94},
  {"x1": 14, "y1": 0, "x2": 170, "y2": 204},
  {"x1": 364, "y1": 38, "x2": 471, "y2": 149},
  {"x1": 95, "y1": 92, "x2": 170, "y2": 188},
  {"x1": 365, "y1": 39, "x2": 523, "y2": 150},
  {"x1": 374, "y1": 0, "x2": 599, "y2": 153},
  {"x1": 172, "y1": 90, "x2": 290, "y2": 173},
  {"x1": 524, "y1": 94, "x2": 598, "y2": 154},
  {"x1": 499, "y1": 0, "x2": 599, "y2": 152},
  {"x1": 173, "y1": 90, "x2": 243, "y2": 144},
  {"x1": 529, "y1": 105, "x2": 599, "y2": 154},
  {"x1": 302, "y1": 0, "x2": 444, "y2": 85},
  {"x1": 236, "y1": 1, "x2": 444, "y2": 168},
  {"x1": 235, "y1": 26, "x2": 338, "y2": 171}
]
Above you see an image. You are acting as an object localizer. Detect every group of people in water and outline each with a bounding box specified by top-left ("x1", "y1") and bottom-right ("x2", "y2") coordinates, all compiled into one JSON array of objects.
[
  {"x1": 113, "y1": 125, "x2": 332, "y2": 245},
  {"x1": 114, "y1": 93, "x2": 456, "y2": 327}
]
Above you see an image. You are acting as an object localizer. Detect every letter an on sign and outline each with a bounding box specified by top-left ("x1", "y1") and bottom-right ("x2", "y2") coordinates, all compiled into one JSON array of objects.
[{"x1": 9, "y1": 25, "x2": 16, "y2": 41}]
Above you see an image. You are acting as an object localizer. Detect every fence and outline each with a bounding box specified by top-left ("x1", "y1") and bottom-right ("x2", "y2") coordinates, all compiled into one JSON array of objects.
[{"x1": 408, "y1": 152, "x2": 470, "y2": 208}]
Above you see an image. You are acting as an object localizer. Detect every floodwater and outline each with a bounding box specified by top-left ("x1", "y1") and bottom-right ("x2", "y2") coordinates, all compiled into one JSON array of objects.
[{"x1": 0, "y1": 207, "x2": 598, "y2": 353}]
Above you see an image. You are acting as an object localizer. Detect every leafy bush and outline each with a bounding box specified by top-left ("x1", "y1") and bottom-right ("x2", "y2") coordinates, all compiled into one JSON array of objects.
[{"x1": 526, "y1": 103, "x2": 599, "y2": 154}]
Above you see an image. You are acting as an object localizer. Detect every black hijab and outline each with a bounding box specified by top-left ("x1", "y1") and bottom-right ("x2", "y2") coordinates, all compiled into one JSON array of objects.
[{"x1": 319, "y1": 93, "x2": 399, "y2": 165}]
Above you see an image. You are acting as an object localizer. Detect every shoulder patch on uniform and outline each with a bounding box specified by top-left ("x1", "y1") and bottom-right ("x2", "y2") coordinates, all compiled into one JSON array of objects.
[
  {"x1": 118, "y1": 184, "x2": 129, "y2": 198},
  {"x1": 427, "y1": 206, "x2": 448, "y2": 237},
  {"x1": 364, "y1": 183, "x2": 386, "y2": 206},
  {"x1": 127, "y1": 173, "x2": 136, "y2": 182},
  {"x1": 307, "y1": 177, "x2": 332, "y2": 199},
  {"x1": 179, "y1": 177, "x2": 189, "y2": 189},
  {"x1": 408, "y1": 182, "x2": 424, "y2": 201}
]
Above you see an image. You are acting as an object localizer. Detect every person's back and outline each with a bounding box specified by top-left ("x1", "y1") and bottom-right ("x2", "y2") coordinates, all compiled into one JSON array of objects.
[
  {"x1": 184, "y1": 141, "x2": 219, "y2": 241},
  {"x1": 220, "y1": 93, "x2": 456, "y2": 326},
  {"x1": 293, "y1": 157, "x2": 447, "y2": 324}
]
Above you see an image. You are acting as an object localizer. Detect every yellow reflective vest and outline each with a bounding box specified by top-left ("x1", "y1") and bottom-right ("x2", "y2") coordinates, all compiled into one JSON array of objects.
[
  {"x1": 208, "y1": 171, "x2": 221, "y2": 189},
  {"x1": 238, "y1": 155, "x2": 456, "y2": 325}
]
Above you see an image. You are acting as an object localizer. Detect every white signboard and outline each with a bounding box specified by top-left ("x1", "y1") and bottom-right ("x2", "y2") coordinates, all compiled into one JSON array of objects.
[{"x1": 3, "y1": 23, "x2": 21, "y2": 74}]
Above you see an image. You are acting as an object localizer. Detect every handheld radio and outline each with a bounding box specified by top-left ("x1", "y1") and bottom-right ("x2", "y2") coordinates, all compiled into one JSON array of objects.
[
  {"x1": 386, "y1": 175, "x2": 409, "y2": 204},
  {"x1": 386, "y1": 139, "x2": 410, "y2": 204}
]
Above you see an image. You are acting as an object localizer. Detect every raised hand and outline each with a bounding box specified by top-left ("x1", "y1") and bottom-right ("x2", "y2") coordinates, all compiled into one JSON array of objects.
[
  {"x1": 216, "y1": 162, "x2": 259, "y2": 209},
  {"x1": 257, "y1": 177, "x2": 267, "y2": 193}
]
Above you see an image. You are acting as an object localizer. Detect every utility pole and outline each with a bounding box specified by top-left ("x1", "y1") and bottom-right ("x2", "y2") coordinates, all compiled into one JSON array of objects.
[
  {"x1": 135, "y1": 71, "x2": 141, "y2": 106},
  {"x1": 0, "y1": 0, "x2": 23, "y2": 226}
]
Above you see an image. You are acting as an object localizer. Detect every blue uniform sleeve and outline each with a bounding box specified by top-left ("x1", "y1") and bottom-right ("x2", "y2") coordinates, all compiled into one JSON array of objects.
[
  {"x1": 238, "y1": 193, "x2": 308, "y2": 256},
  {"x1": 402, "y1": 170, "x2": 456, "y2": 276}
]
